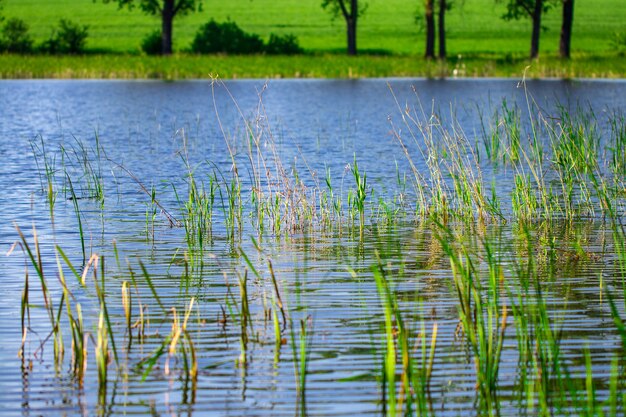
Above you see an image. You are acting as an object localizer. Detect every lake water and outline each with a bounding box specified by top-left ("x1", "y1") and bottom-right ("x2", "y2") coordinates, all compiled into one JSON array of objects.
[{"x1": 0, "y1": 78, "x2": 625, "y2": 416}]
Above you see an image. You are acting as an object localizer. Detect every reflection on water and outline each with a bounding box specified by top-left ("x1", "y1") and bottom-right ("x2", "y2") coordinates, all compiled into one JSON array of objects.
[{"x1": 0, "y1": 79, "x2": 625, "y2": 416}]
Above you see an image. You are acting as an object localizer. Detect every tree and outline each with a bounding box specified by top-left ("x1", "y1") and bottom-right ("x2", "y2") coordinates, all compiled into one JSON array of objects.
[
  {"x1": 500, "y1": 0, "x2": 554, "y2": 59},
  {"x1": 559, "y1": 0, "x2": 574, "y2": 58},
  {"x1": 322, "y1": 0, "x2": 366, "y2": 56},
  {"x1": 101, "y1": 0, "x2": 202, "y2": 55},
  {"x1": 424, "y1": 0, "x2": 435, "y2": 59},
  {"x1": 438, "y1": 0, "x2": 446, "y2": 59},
  {"x1": 420, "y1": 0, "x2": 457, "y2": 60}
]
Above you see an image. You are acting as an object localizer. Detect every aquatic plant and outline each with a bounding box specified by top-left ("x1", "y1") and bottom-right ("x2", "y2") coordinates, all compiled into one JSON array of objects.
[
  {"x1": 373, "y1": 255, "x2": 437, "y2": 416},
  {"x1": 436, "y1": 224, "x2": 507, "y2": 413},
  {"x1": 350, "y1": 156, "x2": 367, "y2": 239},
  {"x1": 10, "y1": 82, "x2": 626, "y2": 417},
  {"x1": 29, "y1": 135, "x2": 58, "y2": 219},
  {"x1": 290, "y1": 315, "x2": 312, "y2": 416}
]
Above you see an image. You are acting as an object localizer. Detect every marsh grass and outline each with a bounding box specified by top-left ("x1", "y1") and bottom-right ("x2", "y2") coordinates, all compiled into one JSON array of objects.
[
  {"x1": 350, "y1": 157, "x2": 368, "y2": 240},
  {"x1": 434, "y1": 224, "x2": 507, "y2": 413},
  {"x1": 30, "y1": 136, "x2": 58, "y2": 219},
  {"x1": 12, "y1": 225, "x2": 63, "y2": 365},
  {"x1": 29, "y1": 80, "x2": 625, "y2": 251},
  {"x1": 290, "y1": 315, "x2": 312, "y2": 416},
  {"x1": 373, "y1": 255, "x2": 437, "y2": 416},
  {"x1": 60, "y1": 135, "x2": 105, "y2": 203},
  {"x1": 13, "y1": 82, "x2": 626, "y2": 415},
  {"x1": 66, "y1": 175, "x2": 87, "y2": 264}
]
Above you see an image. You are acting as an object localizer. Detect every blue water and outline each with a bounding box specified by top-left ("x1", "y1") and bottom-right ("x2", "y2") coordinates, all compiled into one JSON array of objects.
[{"x1": 0, "y1": 78, "x2": 625, "y2": 416}]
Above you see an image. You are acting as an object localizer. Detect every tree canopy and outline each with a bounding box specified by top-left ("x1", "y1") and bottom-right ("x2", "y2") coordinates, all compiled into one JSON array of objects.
[
  {"x1": 100, "y1": 0, "x2": 202, "y2": 54},
  {"x1": 102, "y1": 0, "x2": 199, "y2": 16},
  {"x1": 499, "y1": 0, "x2": 555, "y2": 58},
  {"x1": 500, "y1": 0, "x2": 553, "y2": 20}
]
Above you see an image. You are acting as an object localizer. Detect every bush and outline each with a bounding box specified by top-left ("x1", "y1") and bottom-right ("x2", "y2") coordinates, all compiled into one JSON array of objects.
[
  {"x1": 1, "y1": 17, "x2": 33, "y2": 53},
  {"x1": 40, "y1": 19, "x2": 88, "y2": 54},
  {"x1": 191, "y1": 19, "x2": 263, "y2": 54},
  {"x1": 265, "y1": 33, "x2": 302, "y2": 55},
  {"x1": 141, "y1": 29, "x2": 162, "y2": 55},
  {"x1": 612, "y1": 32, "x2": 626, "y2": 56}
]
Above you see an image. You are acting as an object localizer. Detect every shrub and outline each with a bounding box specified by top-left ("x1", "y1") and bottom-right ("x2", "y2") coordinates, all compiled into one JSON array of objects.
[
  {"x1": 141, "y1": 29, "x2": 162, "y2": 55},
  {"x1": 265, "y1": 33, "x2": 302, "y2": 55},
  {"x1": 191, "y1": 19, "x2": 263, "y2": 54},
  {"x1": 40, "y1": 19, "x2": 88, "y2": 54},
  {"x1": 1, "y1": 17, "x2": 33, "y2": 53},
  {"x1": 612, "y1": 32, "x2": 626, "y2": 56}
]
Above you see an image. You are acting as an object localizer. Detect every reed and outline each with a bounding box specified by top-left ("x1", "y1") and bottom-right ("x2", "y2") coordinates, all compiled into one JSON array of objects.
[
  {"x1": 608, "y1": 112, "x2": 626, "y2": 176},
  {"x1": 12, "y1": 82, "x2": 626, "y2": 416},
  {"x1": 350, "y1": 157, "x2": 367, "y2": 240},
  {"x1": 165, "y1": 298, "x2": 197, "y2": 380},
  {"x1": 95, "y1": 308, "x2": 109, "y2": 402},
  {"x1": 66, "y1": 175, "x2": 87, "y2": 264},
  {"x1": 236, "y1": 269, "x2": 252, "y2": 366},
  {"x1": 55, "y1": 247, "x2": 87, "y2": 383},
  {"x1": 372, "y1": 255, "x2": 438, "y2": 416},
  {"x1": 62, "y1": 135, "x2": 105, "y2": 204},
  {"x1": 438, "y1": 226, "x2": 507, "y2": 413},
  {"x1": 13, "y1": 224, "x2": 64, "y2": 365},
  {"x1": 372, "y1": 260, "x2": 399, "y2": 416},
  {"x1": 29, "y1": 136, "x2": 58, "y2": 219},
  {"x1": 127, "y1": 264, "x2": 147, "y2": 343},
  {"x1": 290, "y1": 316, "x2": 312, "y2": 416},
  {"x1": 121, "y1": 281, "x2": 133, "y2": 349},
  {"x1": 144, "y1": 184, "x2": 158, "y2": 242},
  {"x1": 268, "y1": 260, "x2": 287, "y2": 330},
  {"x1": 88, "y1": 255, "x2": 120, "y2": 367},
  {"x1": 389, "y1": 85, "x2": 509, "y2": 224},
  {"x1": 319, "y1": 167, "x2": 343, "y2": 228},
  {"x1": 136, "y1": 296, "x2": 198, "y2": 392}
]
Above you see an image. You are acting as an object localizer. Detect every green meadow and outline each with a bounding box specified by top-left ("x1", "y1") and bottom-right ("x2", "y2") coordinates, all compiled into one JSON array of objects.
[{"x1": 1, "y1": 0, "x2": 625, "y2": 77}]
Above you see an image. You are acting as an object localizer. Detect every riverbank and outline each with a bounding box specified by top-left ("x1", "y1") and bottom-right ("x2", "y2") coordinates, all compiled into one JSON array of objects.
[{"x1": 1, "y1": 52, "x2": 624, "y2": 80}]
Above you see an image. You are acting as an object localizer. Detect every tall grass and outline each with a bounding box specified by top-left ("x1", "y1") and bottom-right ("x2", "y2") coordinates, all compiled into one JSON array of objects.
[
  {"x1": 373, "y1": 254, "x2": 437, "y2": 416},
  {"x1": 13, "y1": 84, "x2": 626, "y2": 416},
  {"x1": 30, "y1": 136, "x2": 58, "y2": 220},
  {"x1": 435, "y1": 224, "x2": 507, "y2": 414}
]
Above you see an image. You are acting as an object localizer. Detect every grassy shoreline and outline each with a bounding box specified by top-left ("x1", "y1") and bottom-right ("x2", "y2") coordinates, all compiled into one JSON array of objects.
[{"x1": 1, "y1": 52, "x2": 625, "y2": 80}]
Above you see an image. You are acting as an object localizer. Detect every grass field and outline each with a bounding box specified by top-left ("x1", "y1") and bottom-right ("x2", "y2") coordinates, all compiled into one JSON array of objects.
[
  {"x1": 3, "y1": 0, "x2": 625, "y2": 56},
  {"x1": 1, "y1": 0, "x2": 624, "y2": 78}
]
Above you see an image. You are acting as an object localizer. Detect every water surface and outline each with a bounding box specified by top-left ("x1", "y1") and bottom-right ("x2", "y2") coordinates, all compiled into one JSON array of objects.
[{"x1": 1, "y1": 78, "x2": 625, "y2": 416}]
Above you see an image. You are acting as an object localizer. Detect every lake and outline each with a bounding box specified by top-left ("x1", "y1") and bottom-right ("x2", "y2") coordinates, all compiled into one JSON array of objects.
[{"x1": 0, "y1": 78, "x2": 625, "y2": 416}]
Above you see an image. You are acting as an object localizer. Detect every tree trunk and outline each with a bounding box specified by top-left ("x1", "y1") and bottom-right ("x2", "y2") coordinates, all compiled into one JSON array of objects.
[
  {"x1": 559, "y1": 0, "x2": 574, "y2": 59},
  {"x1": 438, "y1": 0, "x2": 446, "y2": 59},
  {"x1": 347, "y1": 0, "x2": 358, "y2": 55},
  {"x1": 530, "y1": 0, "x2": 543, "y2": 59},
  {"x1": 161, "y1": 0, "x2": 175, "y2": 55},
  {"x1": 425, "y1": 0, "x2": 435, "y2": 59},
  {"x1": 347, "y1": 17, "x2": 357, "y2": 55},
  {"x1": 338, "y1": 0, "x2": 358, "y2": 55}
]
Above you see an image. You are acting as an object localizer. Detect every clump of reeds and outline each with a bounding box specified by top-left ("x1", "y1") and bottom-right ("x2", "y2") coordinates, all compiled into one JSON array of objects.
[
  {"x1": 15, "y1": 79, "x2": 626, "y2": 416},
  {"x1": 30, "y1": 136, "x2": 58, "y2": 219},
  {"x1": 434, "y1": 224, "x2": 507, "y2": 413},
  {"x1": 372, "y1": 254, "x2": 437, "y2": 416}
]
